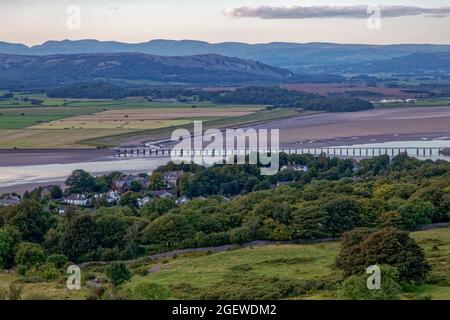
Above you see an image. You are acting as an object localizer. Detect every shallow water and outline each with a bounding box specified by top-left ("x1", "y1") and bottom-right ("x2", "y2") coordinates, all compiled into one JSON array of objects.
[
  {"x1": 0, "y1": 158, "x2": 167, "y2": 187},
  {"x1": 0, "y1": 140, "x2": 449, "y2": 188}
]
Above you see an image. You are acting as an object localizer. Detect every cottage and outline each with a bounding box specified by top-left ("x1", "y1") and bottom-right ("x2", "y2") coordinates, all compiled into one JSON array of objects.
[
  {"x1": 163, "y1": 171, "x2": 183, "y2": 188},
  {"x1": 64, "y1": 194, "x2": 88, "y2": 206}
]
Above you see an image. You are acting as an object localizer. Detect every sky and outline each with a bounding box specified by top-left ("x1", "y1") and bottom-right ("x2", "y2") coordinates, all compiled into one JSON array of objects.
[{"x1": 1, "y1": 0, "x2": 450, "y2": 46}]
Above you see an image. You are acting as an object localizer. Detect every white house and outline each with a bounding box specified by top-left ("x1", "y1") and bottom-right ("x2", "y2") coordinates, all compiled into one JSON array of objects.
[
  {"x1": 106, "y1": 190, "x2": 120, "y2": 204},
  {"x1": 64, "y1": 194, "x2": 88, "y2": 206}
]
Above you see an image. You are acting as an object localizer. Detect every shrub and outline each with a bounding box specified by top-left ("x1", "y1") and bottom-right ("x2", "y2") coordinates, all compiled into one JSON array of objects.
[
  {"x1": 132, "y1": 282, "x2": 170, "y2": 300},
  {"x1": 46, "y1": 254, "x2": 69, "y2": 269},
  {"x1": 14, "y1": 242, "x2": 46, "y2": 268},
  {"x1": 105, "y1": 263, "x2": 132, "y2": 287},
  {"x1": 8, "y1": 283, "x2": 23, "y2": 300},
  {"x1": 338, "y1": 265, "x2": 401, "y2": 300}
]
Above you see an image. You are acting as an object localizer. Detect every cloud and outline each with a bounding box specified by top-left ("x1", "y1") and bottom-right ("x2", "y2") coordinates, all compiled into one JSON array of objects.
[{"x1": 223, "y1": 5, "x2": 450, "y2": 19}]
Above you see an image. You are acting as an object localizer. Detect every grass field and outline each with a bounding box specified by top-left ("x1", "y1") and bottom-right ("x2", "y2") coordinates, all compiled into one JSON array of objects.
[{"x1": 2, "y1": 226, "x2": 446, "y2": 300}]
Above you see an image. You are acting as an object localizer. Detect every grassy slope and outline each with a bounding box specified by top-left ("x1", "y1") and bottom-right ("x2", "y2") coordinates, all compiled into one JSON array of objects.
[
  {"x1": 120, "y1": 227, "x2": 450, "y2": 300},
  {"x1": 0, "y1": 226, "x2": 448, "y2": 300}
]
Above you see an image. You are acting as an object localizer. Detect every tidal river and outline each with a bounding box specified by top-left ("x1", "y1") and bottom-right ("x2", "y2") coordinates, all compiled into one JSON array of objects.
[
  {"x1": 1, "y1": 139, "x2": 450, "y2": 193},
  {"x1": 0, "y1": 157, "x2": 168, "y2": 192}
]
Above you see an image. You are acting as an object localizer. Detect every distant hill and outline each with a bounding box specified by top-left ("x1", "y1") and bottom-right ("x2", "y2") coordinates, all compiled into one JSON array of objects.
[
  {"x1": 332, "y1": 53, "x2": 450, "y2": 74},
  {"x1": 2, "y1": 39, "x2": 450, "y2": 73},
  {"x1": 0, "y1": 53, "x2": 293, "y2": 89}
]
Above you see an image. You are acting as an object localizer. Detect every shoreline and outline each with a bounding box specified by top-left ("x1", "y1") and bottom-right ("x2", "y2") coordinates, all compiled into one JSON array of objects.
[{"x1": 0, "y1": 148, "x2": 115, "y2": 167}]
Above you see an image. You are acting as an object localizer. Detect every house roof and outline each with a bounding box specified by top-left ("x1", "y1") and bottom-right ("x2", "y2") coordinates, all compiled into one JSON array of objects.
[
  {"x1": 151, "y1": 190, "x2": 177, "y2": 197},
  {"x1": 64, "y1": 194, "x2": 87, "y2": 201},
  {"x1": 163, "y1": 171, "x2": 183, "y2": 179}
]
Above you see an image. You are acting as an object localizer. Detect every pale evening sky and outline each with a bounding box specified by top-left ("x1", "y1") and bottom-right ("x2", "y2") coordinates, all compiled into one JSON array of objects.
[{"x1": 1, "y1": 0, "x2": 450, "y2": 46}]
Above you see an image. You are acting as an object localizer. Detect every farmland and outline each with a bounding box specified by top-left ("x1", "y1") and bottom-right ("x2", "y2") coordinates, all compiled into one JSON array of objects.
[{"x1": 0, "y1": 94, "x2": 269, "y2": 148}]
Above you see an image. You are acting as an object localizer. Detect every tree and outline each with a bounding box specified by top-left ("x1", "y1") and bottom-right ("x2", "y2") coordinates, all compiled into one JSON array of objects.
[
  {"x1": 130, "y1": 181, "x2": 142, "y2": 192},
  {"x1": 335, "y1": 227, "x2": 430, "y2": 283},
  {"x1": 119, "y1": 192, "x2": 139, "y2": 208},
  {"x1": 141, "y1": 198, "x2": 176, "y2": 219},
  {"x1": 95, "y1": 214, "x2": 131, "y2": 248},
  {"x1": 291, "y1": 206, "x2": 328, "y2": 239},
  {"x1": 334, "y1": 228, "x2": 374, "y2": 275},
  {"x1": 397, "y1": 199, "x2": 437, "y2": 229},
  {"x1": 132, "y1": 282, "x2": 170, "y2": 300},
  {"x1": 0, "y1": 228, "x2": 14, "y2": 269},
  {"x1": 60, "y1": 215, "x2": 99, "y2": 262},
  {"x1": 50, "y1": 186, "x2": 63, "y2": 199},
  {"x1": 14, "y1": 242, "x2": 46, "y2": 268},
  {"x1": 65, "y1": 170, "x2": 96, "y2": 193},
  {"x1": 105, "y1": 262, "x2": 132, "y2": 287},
  {"x1": 322, "y1": 196, "x2": 362, "y2": 237},
  {"x1": 141, "y1": 214, "x2": 195, "y2": 248},
  {"x1": 6, "y1": 200, "x2": 51, "y2": 242},
  {"x1": 149, "y1": 172, "x2": 165, "y2": 190}
]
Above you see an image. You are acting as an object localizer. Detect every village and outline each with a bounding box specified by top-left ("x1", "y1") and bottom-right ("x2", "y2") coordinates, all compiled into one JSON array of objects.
[{"x1": 0, "y1": 163, "x2": 310, "y2": 214}]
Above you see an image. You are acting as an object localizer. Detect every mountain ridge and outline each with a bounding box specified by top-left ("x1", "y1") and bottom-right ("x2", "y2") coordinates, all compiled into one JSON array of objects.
[
  {"x1": 0, "y1": 52, "x2": 293, "y2": 89},
  {"x1": 2, "y1": 39, "x2": 450, "y2": 73}
]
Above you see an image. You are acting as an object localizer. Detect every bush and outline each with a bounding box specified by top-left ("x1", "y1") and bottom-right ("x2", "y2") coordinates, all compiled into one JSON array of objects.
[
  {"x1": 26, "y1": 263, "x2": 61, "y2": 281},
  {"x1": 0, "y1": 287, "x2": 6, "y2": 300},
  {"x1": 14, "y1": 242, "x2": 46, "y2": 268},
  {"x1": 7, "y1": 283, "x2": 23, "y2": 300},
  {"x1": 132, "y1": 282, "x2": 170, "y2": 300},
  {"x1": 338, "y1": 265, "x2": 401, "y2": 300},
  {"x1": 46, "y1": 254, "x2": 69, "y2": 269},
  {"x1": 105, "y1": 263, "x2": 132, "y2": 287}
]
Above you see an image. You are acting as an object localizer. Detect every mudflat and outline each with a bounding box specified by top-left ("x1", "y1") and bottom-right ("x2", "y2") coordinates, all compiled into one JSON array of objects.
[
  {"x1": 0, "y1": 148, "x2": 115, "y2": 167},
  {"x1": 248, "y1": 107, "x2": 450, "y2": 147},
  {"x1": 0, "y1": 107, "x2": 449, "y2": 167}
]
